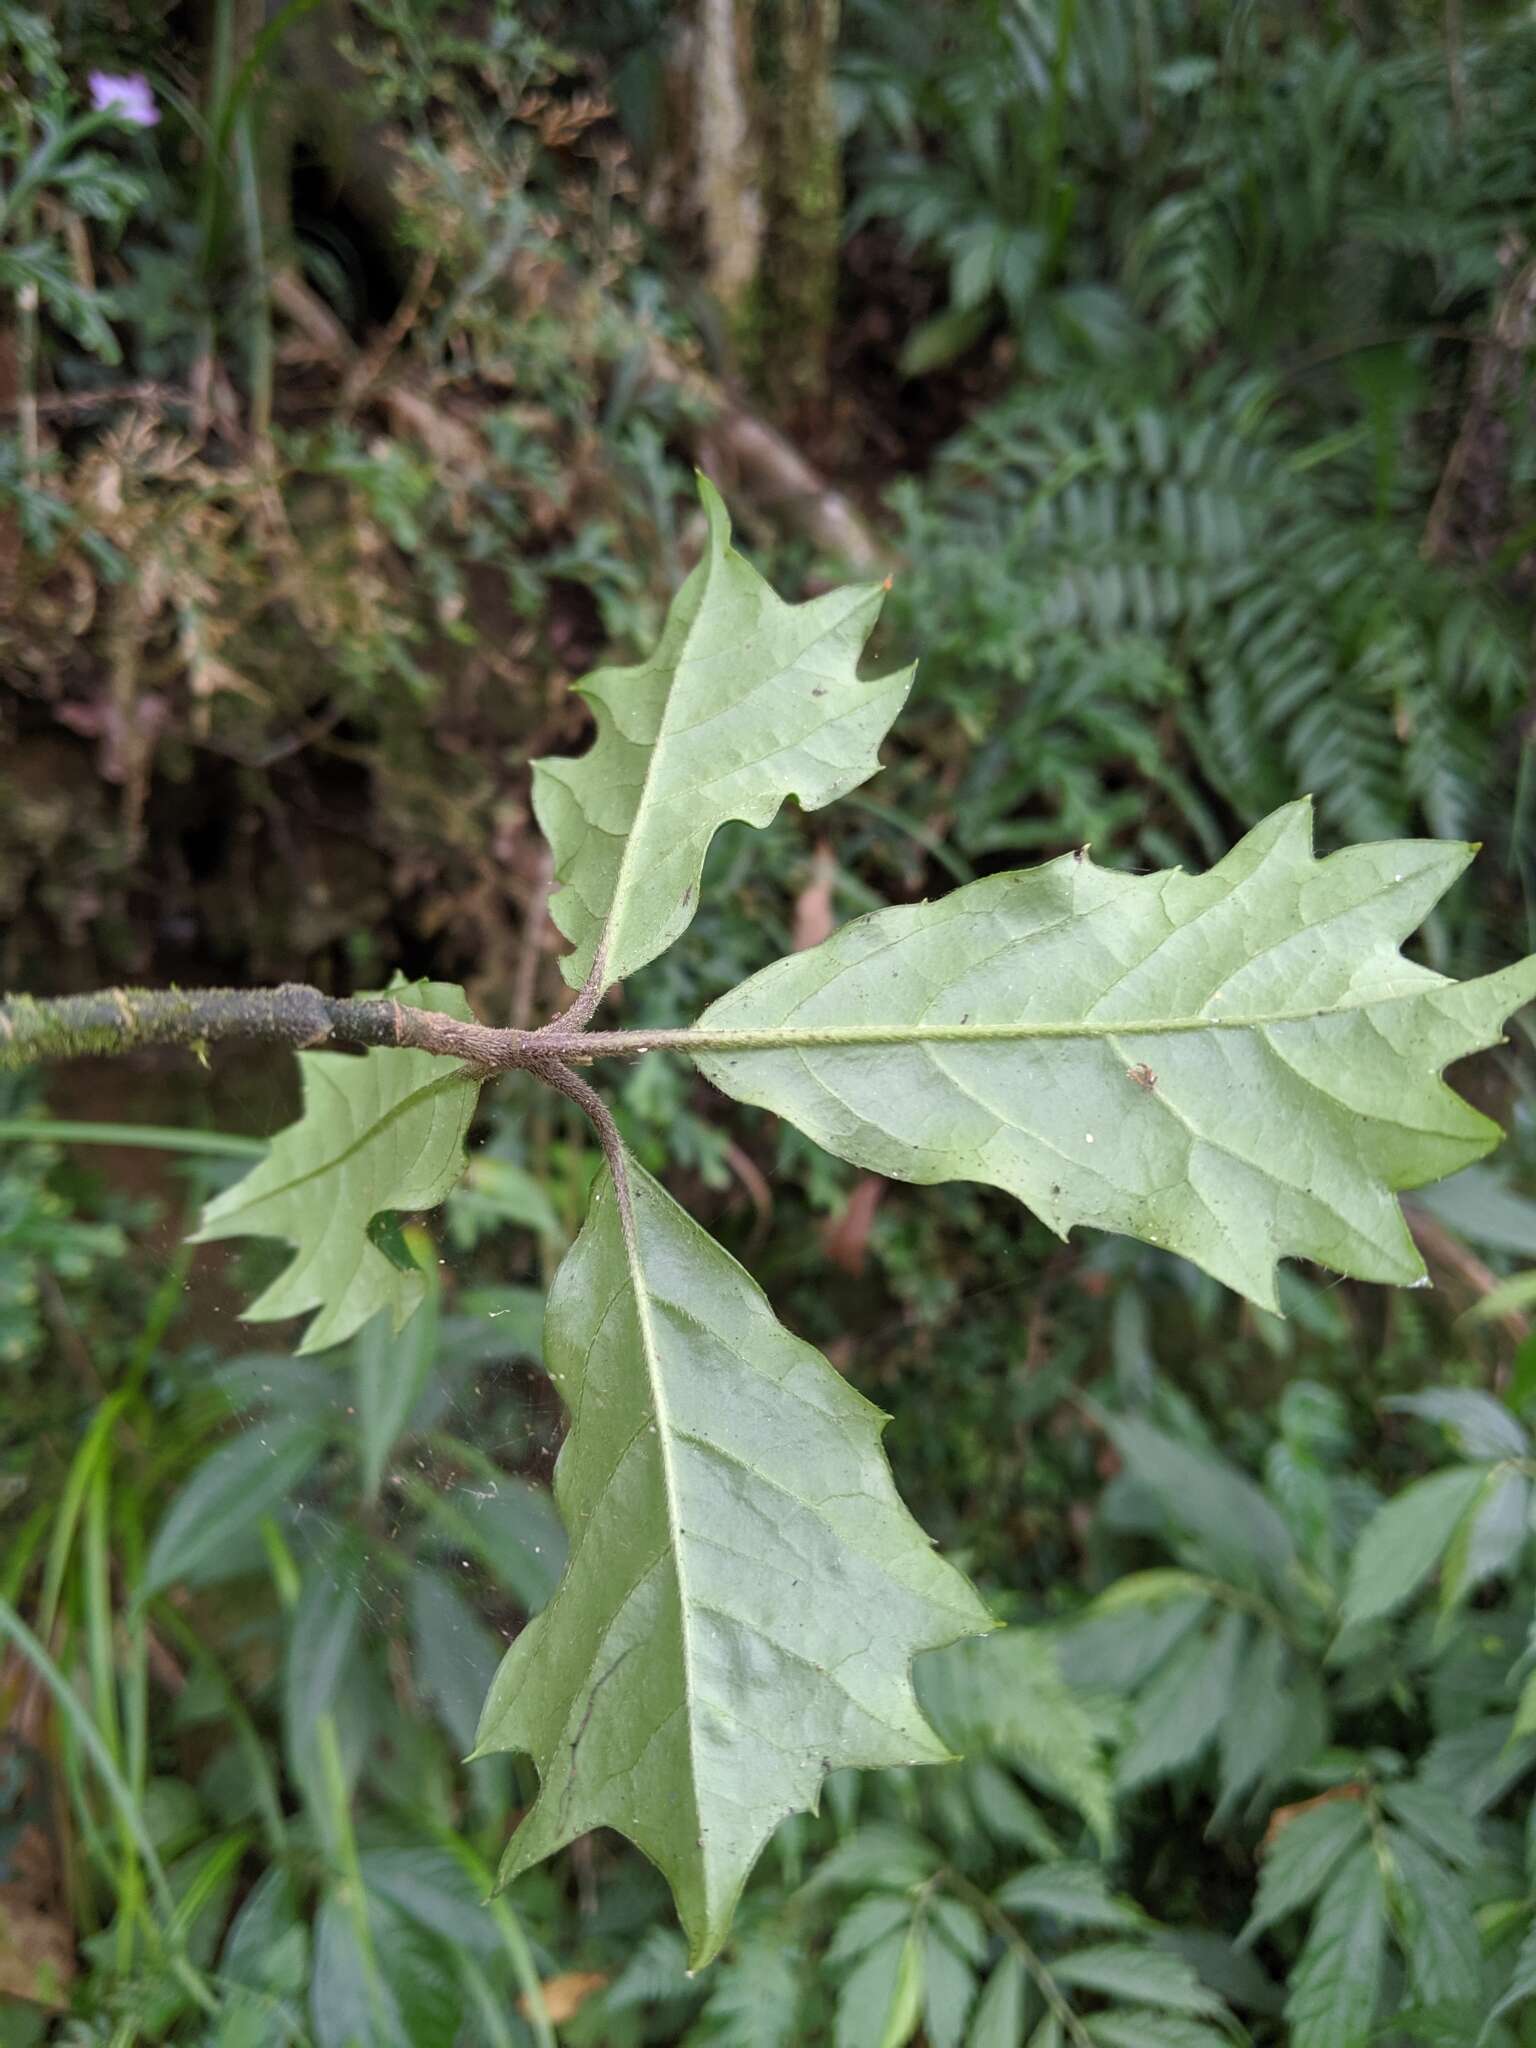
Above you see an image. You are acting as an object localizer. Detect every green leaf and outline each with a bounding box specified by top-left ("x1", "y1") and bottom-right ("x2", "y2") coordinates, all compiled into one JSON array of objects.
[
  {"x1": 1380, "y1": 1781, "x2": 1481, "y2": 1872},
  {"x1": 1437, "y1": 1466, "x2": 1530, "y2": 1613},
  {"x1": 1051, "y1": 1946, "x2": 1224, "y2": 2016},
  {"x1": 805, "y1": 1824, "x2": 944, "y2": 1897},
  {"x1": 695, "y1": 1923, "x2": 803, "y2": 2046},
  {"x1": 1240, "y1": 1797, "x2": 1369, "y2": 1947},
  {"x1": 967, "y1": 1951, "x2": 1027, "y2": 2048},
  {"x1": 1216, "y1": 1627, "x2": 1313, "y2": 1821},
  {"x1": 193, "y1": 980, "x2": 480, "y2": 1354},
  {"x1": 418, "y1": 1472, "x2": 566, "y2": 1614},
  {"x1": 1284, "y1": 1843, "x2": 1385, "y2": 2048},
  {"x1": 836, "y1": 1930, "x2": 924, "y2": 2048},
  {"x1": 471, "y1": 1158, "x2": 989, "y2": 1966},
  {"x1": 828, "y1": 1897, "x2": 915, "y2": 1966},
  {"x1": 924, "y1": 1919, "x2": 979, "y2": 2048},
  {"x1": 533, "y1": 477, "x2": 911, "y2": 994},
  {"x1": 994, "y1": 1863, "x2": 1144, "y2": 1932},
  {"x1": 1114, "y1": 1610, "x2": 1248, "y2": 1792},
  {"x1": 1100, "y1": 1415, "x2": 1294, "y2": 1593},
  {"x1": 1386, "y1": 1388, "x2": 1528, "y2": 1459},
  {"x1": 354, "y1": 1262, "x2": 439, "y2": 1503},
  {"x1": 1340, "y1": 1464, "x2": 1490, "y2": 1627},
  {"x1": 694, "y1": 804, "x2": 1536, "y2": 1309},
  {"x1": 917, "y1": 1628, "x2": 1115, "y2": 1851},
  {"x1": 1481, "y1": 1912, "x2": 1536, "y2": 2042},
  {"x1": 141, "y1": 1418, "x2": 326, "y2": 1597},
  {"x1": 1386, "y1": 1829, "x2": 1481, "y2": 2015},
  {"x1": 1087, "y1": 2020, "x2": 1233, "y2": 2048}
]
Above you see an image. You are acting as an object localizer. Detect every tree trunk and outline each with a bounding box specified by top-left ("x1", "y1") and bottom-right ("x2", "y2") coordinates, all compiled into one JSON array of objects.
[{"x1": 752, "y1": 0, "x2": 842, "y2": 412}]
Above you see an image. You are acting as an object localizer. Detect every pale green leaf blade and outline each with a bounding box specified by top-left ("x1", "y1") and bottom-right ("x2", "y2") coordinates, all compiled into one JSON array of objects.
[
  {"x1": 192, "y1": 980, "x2": 480, "y2": 1354},
  {"x1": 1283, "y1": 1843, "x2": 1385, "y2": 2048},
  {"x1": 694, "y1": 804, "x2": 1536, "y2": 1309},
  {"x1": 534, "y1": 478, "x2": 912, "y2": 993},
  {"x1": 472, "y1": 1157, "x2": 990, "y2": 1967},
  {"x1": 1339, "y1": 1463, "x2": 1490, "y2": 1627}
]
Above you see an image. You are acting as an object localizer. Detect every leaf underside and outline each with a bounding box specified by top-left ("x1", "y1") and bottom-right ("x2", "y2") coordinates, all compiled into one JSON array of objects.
[
  {"x1": 193, "y1": 980, "x2": 481, "y2": 1355},
  {"x1": 472, "y1": 1157, "x2": 990, "y2": 1967},
  {"x1": 533, "y1": 476, "x2": 912, "y2": 994},
  {"x1": 694, "y1": 801, "x2": 1536, "y2": 1310}
]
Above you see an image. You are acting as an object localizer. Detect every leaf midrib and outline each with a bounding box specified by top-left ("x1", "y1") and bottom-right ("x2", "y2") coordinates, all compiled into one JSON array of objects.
[
  {"x1": 616, "y1": 1176, "x2": 706, "y2": 1869},
  {"x1": 662, "y1": 993, "x2": 1458, "y2": 1054}
]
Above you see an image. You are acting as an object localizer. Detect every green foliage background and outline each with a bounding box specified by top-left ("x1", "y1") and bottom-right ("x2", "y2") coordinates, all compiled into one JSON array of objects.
[{"x1": 8, "y1": 0, "x2": 1536, "y2": 2042}]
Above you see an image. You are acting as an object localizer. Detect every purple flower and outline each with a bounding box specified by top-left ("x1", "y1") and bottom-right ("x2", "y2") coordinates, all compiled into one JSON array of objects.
[{"x1": 87, "y1": 72, "x2": 159, "y2": 128}]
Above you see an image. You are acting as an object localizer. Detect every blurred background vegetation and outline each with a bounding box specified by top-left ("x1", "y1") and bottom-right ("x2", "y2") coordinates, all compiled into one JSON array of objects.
[{"x1": 8, "y1": 0, "x2": 1536, "y2": 2041}]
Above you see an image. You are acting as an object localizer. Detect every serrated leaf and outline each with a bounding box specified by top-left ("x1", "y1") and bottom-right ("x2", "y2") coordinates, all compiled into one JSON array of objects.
[
  {"x1": 1100, "y1": 1415, "x2": 1295, "y2": 1593},
  {"x1": 193, "y1": 980, "x2": 480, "y2": 1354},
  {"x1": 805, "y1": 1824, "x2": 944, "y2": 1897},
  {"x1": 471, "y1": 1158, "x2": 989, "y2": 1966},
  {"x1": 693, "y1": 804, "x2": 1536, "y2": 1310},
  {"x1": 1284, "y1": 1843, "x2": 1385, "y2": 2048},
  {"x1": 1380, "y1": 1781, "x2": 1481, "y2": 1872},
  {"x1": 924, "y1": 1920, "x2": 979, "y2": 2048},
  {"x1": 837, "y1": 1931, "x2": 924, "y2": 2048},
  {"x1": 1386, "y1": 1829, "x2": 1481, "y2": 2015},
  {"x1": 1087, "y1": 2019, "x2": 1233, "y2": 2048},
  {"x1": 1215, "y1": 1626, "x2": 1297, "y2": 1821},
  {"x1": 533, "y1": 478, "x2": 911, "y2": 994},
  {"x1": 694, "y1": 1924, "x2": 802, "y2": 2046},
  {"x1": 967, "y1": 1951, "x2": 1027, "y2": 2048},
  {"x1": 995, "y1": 1863, "x2": 1143, "y2": 1932},
  {"x1": 1114, "y1": 1610, "x2": 1248, "y2": 1792},
  {"x1": 1339, "y1": 1464, "x2": 1490, "y2": 1627},
  {"x1": 1422, "y1": 1714, "x2": 1536, "y2": 1812},
  {"x1": 1051, "y1": 1946, "x2": 1223, "y2": 2016},
  {"x1": 917, "y1": 1628, "x2": 1115, "y2": 1851},
  {"x1": 828, "y1": 1897, "x2": 914, "y2": 1967},
  {"x1": 1240, "y1": 1797, "x2": 1369, "y2": 1946}
]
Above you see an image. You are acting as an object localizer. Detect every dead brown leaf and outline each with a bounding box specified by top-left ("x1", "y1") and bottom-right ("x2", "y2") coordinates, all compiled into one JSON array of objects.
[
  {"x1": 521, "y1": 1970, "x2": 608, "y2": 2023},
  {"x1": 792, "y1": 839, "x2": 838, "y2": 952}
]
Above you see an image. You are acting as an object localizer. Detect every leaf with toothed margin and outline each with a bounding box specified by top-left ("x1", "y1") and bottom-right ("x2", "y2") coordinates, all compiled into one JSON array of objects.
[
  {"x1": 689, "y1": 801, "x2": 1536, "y2": 1311},
  {"x1": 192, "y1": 980, "x2": 481, "y2": 1355},
  {"x1": 532, "y1": 475, "x2": 912, "y2": 996},
  {"x1": 470, "y1": 1155, "x2": 990, "y2": 1968}
]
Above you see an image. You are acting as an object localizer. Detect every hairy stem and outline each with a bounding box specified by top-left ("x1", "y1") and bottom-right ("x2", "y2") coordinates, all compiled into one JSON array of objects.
[{"x1": 0, "y1": 984, "x2": 526, "y2": 1070}]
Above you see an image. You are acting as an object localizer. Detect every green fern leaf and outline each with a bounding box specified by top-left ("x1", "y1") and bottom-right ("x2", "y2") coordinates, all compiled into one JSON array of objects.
[{"x1": 192, "y1": 980, "x2": 480, "y2": 1354}]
